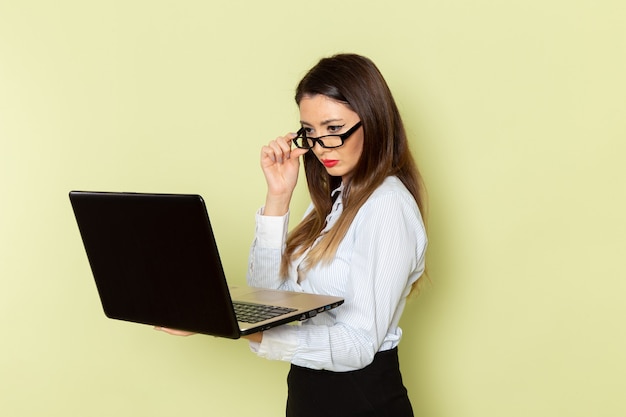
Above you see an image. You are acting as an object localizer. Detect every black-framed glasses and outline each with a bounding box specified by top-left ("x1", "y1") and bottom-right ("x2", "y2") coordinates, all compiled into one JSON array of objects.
[{"x1": 292, "y1": 121, "x2": 362, "y2": 149}]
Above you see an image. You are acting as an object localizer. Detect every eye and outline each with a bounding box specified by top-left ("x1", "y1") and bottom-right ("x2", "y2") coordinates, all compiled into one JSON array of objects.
[
  {"x1": 327, "y1": 125, "x2": 345, "y2": 133},
  {"x1": 301, "y1": 127, "x2": 314, "y2": 136}
]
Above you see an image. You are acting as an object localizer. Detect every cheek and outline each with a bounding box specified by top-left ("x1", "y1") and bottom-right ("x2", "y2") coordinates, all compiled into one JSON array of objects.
[{"x1": 350, "y1": 136, "x2": 365, "y2": 161}]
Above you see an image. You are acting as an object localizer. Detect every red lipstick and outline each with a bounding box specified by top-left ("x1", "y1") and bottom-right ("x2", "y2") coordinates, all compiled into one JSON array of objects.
[{"x1": 322, "y1": 159, "x2": 339, "y2": 168}]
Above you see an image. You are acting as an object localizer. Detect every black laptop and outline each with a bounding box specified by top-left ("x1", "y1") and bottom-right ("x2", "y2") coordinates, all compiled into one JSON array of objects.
[{"x1": 69, "y1": 191, "x2": 343, "y2": 339}]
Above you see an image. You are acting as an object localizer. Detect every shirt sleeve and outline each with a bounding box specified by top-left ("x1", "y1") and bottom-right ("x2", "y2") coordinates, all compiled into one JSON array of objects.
[
  {"x1": 246, "y1": 208, "x2": 294, "y2": 291},
  {"x1": 254, "y1": 189, "x2": 427, "y2": 371}
]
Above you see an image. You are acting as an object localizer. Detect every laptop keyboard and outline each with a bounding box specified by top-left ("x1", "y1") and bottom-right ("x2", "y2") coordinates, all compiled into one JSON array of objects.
[{"x1": 233, "y1": 301, "x2": 297, "y2": 324}]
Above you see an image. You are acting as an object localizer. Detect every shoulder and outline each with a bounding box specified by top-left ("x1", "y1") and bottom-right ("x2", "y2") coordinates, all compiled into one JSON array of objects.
[
  {"x1": 357, "y1": 176, "x2": 422, "y2": 223},
  {"x1": 367, "y1": 177, "x2": 417, "y2": 209},
  {"x1": 371, "y1": 176, "x2": 412, "y2": 197},
  {"x1": 350, "y1": 176, "x2": 427, "y2": 251}
]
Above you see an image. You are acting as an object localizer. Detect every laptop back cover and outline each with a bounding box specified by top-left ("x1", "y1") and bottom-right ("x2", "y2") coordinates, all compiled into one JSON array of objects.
[{"x1": 69, "y1": 191, "x2": 241, "y2": 338}]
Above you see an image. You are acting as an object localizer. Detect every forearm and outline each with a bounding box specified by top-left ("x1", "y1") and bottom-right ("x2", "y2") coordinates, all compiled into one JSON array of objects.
[
  {"x1": 252, "y1": 321, "x2": 381, "y2": 372},
  {"x1": 263, "y1": 192, "x2": 292, "y2": 217},
  {"x1": 247, "y1": 209, "x2": 291, "y2": 289}
]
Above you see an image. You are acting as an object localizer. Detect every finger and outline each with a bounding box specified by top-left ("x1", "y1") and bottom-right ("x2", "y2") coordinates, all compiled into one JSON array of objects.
[
  {"x1": 261, "y1": 145, "x2": 277, "y2": 164},
  {"x1": 267, "y1": 139, "x2": 290, "y2": 164},
  {"x1": 277, "y1": 132, "x2": 307, "y2": 162},
  {"x1": 260, "y1": 133, "x2": 298, "y2": 165},
  {"x1": 289, "y1": 147, "x2": 309, "y2": 160},
  {"x1": 155, "y1": 326, "x2": 195, "y2": 337}
]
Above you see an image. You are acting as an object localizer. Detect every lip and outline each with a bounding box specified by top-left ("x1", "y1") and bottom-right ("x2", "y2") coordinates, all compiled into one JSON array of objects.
[{"x1": 322, "y1": 159, "x2": 339, "y2": 168}]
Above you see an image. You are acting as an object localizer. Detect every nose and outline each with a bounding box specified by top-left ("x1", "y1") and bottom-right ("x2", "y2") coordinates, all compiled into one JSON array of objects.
[{"x1": 311, "y1": 140, "x2": 328, "y2": 155}]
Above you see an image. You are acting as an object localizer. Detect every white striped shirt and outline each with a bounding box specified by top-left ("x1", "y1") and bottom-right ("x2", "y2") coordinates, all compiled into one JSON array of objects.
[{"x1": 247, "y1": 176, "x2": 427, "y2": 372}]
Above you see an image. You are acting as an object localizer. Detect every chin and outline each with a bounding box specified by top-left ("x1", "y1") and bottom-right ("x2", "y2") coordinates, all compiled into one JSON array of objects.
[{"x1": 325, "y1": 168, "x2": 343, "y2": 177}]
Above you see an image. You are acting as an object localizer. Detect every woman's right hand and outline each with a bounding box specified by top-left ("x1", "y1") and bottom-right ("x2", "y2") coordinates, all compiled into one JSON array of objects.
[
  {"x1": 260, "y1": 133, "x2": 309, "y2": 216},
  {"x1": 154, "y1": 327, "x2": 196, "y2": 337}
]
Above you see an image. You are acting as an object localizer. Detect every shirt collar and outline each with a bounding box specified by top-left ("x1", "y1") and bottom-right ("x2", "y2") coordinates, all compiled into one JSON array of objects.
[{"x1": 331, "y1": 183, "x2": 344, "y2": 198}]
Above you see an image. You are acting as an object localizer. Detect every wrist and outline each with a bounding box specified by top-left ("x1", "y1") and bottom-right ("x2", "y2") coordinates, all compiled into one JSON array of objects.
[{"x1": 264, "y1": 193, "x2": 292, "y2": 216}]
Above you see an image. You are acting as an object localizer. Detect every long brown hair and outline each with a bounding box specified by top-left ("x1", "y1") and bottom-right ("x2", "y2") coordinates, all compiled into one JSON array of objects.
[{"x1": 280, "y1": 54, "x2": 427, "y2": 290}]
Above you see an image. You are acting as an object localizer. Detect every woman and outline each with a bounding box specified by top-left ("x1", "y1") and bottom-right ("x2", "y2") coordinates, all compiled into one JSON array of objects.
[{"x1": 247, "y1": 53, "x2": 428, "y2": 416}]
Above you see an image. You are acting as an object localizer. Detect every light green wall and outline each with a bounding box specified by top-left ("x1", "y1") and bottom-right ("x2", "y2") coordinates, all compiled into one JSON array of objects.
[{"x1": 1, "y1": 1, "x2": 625, "y2": 416}]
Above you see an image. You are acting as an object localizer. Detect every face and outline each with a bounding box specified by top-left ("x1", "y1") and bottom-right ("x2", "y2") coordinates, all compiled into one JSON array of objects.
[{"x1": 298, "y1": 94, "x2": 364, "y2": 182}]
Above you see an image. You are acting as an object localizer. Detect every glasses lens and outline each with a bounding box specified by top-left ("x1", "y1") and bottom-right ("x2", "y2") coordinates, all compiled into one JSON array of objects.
[
  {"x1": 293, "y1": 134, "x2": 345, "y2": 149},
  {"x1": 318, "y1": 136, "x2": 343, "y2": 148},
  {"x1": 293, "y1": 136, "x2": 312, "y2": 149}
]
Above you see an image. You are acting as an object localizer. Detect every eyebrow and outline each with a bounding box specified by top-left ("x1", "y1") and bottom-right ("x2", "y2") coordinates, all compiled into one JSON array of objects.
[{"x1": 300, "y1": 118, "x2": 345, "y2": 127}]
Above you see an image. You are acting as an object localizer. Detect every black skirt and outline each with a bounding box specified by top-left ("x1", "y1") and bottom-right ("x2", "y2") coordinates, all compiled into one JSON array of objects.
[{"x1": 286, "y1": 348, "x2": 414, "y2": 417}]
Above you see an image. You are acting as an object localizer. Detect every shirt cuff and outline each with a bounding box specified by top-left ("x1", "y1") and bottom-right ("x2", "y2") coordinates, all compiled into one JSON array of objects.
[
  {"x1": 255, "y1": 208, "x2": 289, "y2": 249},
  {"x1": 252, "y1": 326, "x2": 298, "y2": 362}
]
